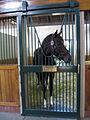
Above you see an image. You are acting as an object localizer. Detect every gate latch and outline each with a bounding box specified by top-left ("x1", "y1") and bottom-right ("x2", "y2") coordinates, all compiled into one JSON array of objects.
[{"x1": 78, "y1": 64, "x2": 80, "y2": 74}]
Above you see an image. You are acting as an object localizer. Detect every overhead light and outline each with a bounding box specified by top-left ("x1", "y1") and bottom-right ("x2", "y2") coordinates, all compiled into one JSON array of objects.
[
  {"x1": 52, "y1": 13, "x2": 65, "y2": 16},
  {"x1": 4, "y1": 2, "x2": 21, "y2": 9}
]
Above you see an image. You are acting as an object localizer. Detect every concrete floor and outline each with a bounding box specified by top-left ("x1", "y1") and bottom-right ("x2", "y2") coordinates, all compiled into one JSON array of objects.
[{"x1": 0, "y1": 112, "x2": 90, "y2": 120}]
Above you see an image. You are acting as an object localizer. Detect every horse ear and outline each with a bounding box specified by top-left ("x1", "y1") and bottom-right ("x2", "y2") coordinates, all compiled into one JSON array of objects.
[{"x1": 54, "y1": 30, "x2": 58, "y2": 36}]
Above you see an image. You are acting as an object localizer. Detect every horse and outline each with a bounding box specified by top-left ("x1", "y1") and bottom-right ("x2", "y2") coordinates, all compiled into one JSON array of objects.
[{"x1": 33, "y1": 30, "x2": 71, "y2": 108}]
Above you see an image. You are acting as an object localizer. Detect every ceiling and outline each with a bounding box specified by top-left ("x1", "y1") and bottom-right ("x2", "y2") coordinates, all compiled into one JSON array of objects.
[
  {"x1": 0, "y1": 0, "x2": 89, "y2": 25},
  {"x1": 0, "y1": 0, "x2": 90, "y2": 10},
  {"x1": 0, "y1": 0, "x2": 22, "y2": 9}
]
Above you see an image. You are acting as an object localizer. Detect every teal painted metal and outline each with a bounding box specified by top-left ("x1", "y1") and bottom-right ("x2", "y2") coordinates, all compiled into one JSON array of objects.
[
  {"x1": 20, "y1": 10, "x2": 80, "y2": 120},
  {"x1": 70, "y1": 0, "x2": 75, "y2": 7},
  {"x1": 17, "y1": 0, "x2": 80, "y2": 119},
  {"x1": 76, "y1": 8, "x2": 80, "y2": 120},
  {"x1": 18, "y1": 15, "x2": 25, "y2": 113}
]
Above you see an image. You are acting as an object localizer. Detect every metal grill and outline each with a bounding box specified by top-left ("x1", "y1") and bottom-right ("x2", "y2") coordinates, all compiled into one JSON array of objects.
[
  {"x1": 20, "y1": 7, "x2": 80, "y2": 119},
  {"x1": 0, "y1": 17, "x2": 17, "y2": 64},
  {"x1": 84, "y1": 11, "x2": 90, "y2": 61}
]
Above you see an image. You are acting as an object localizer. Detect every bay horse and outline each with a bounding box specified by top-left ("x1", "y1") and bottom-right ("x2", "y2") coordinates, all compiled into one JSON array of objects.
[{"x1": 33, "y1": 30, "x2": 71, "y2": 108}]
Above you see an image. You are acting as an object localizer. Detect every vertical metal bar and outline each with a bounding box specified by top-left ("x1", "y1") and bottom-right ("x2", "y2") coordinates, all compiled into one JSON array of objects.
[
  {"x1": 52, "y1": 58, "x2": 54, "y2": 111},
  {"x1": 76, "y1": 8, "x2": 80, "y2": 120},
  {"x1": 89, "y1": 12, "x2": 90, "y2": 59},
  {"x1": 26, "y1": 17, "x2": 29, "y2": 109},
  {"x1": 30, "y1": 16, "x2": 33, "y2": 65},
  {"x1": 34, "y1": 26, "x2": 38, "y2": 108},
  {"x1": 55, "y1": 72, "x2": 57, "y2": 110},
  {"x1": 86, "y1": 12, "x2": 88, "y2": 60},
  {"x1": 48, "y1": 58, "x2": 50, "y2": 108},
  {"x1": 37, "y1": 29, "x2": 41, "y2": 109},
  {"x1": 5, "y1": 18, "x2": 7, "y2": 64},
  {"x1": 68, "y1": 13, "x2": 70, "y2": 53},
  {"x1": 31, "y1": 16, "x2": 35, "y2": 108},
  {"x1": 68, "y1": 12, "x2": 71, "y2": 112},
  {"x1": 0, "y1": 19, "x2": 2, "y2": 64},
  {"x1": 24, "y1": 16, "x2": 29, "y2": 109},
  {"x1": 71, "y1": 13, "x2": 75, "y2": 112},
  {"x1": 71, "y1": 12, "x2": 74, "y2": 65},
  {"x1": 66, "y1": 71, "x2": 67, "y2": 112},
  {"x1": 61, "y1": 20, "x2": 64, "y2": 112},
  {"x1": 27, "y1": 16, "x2": 30, "y2": 65},
  {"x1": 30, "y1": 73, "x2": 32, "y2": 108},
  {"x1": 27, "y1": 16, "x2": 30, "y2": 108},
  {"x1": 24, "y1": 16, "x2": 27, "y2": 65},
  {"x1": 26, "y1": 73, "x2": 29, "y2": 109},
  {"x1": 73, "y1": 72, "x2": 75, "y2": 112},
  {"x1": 69, "y1": 72, "x2": 71, "y2": 112},
  {"x1": 33, "y1": 23, "x2": 42, "y2": 108},
  {"x1": 3, "y1": 18, "x2": 5, "y2": 64},
  {"x1": 71, "y1": 12, "x2": 74, "y2": 112},
  {"x1": 65, "y1": 13, "x2": 67, "y2": 112},
  {"x1": 59, "y1": 71, "x2": 61, "y2": 111},
  {"x1": 11, "y1": 18, "x2": 13, "y2": 64},
  {"x1": 41, "y1": 41, "x2": 44, "y2": 109},
  {"x1": 14, "y1": 17, "x2": 16, "y2": 64},
  {"x1": 27, "y1": 17, "x2": 32, "y2": 108},
  {"x1": 18, "y1": 14, "x2": 25, "y2": 114},
  {"x1": 8, "y1": 18, "x2": 10, "y2": 64}
]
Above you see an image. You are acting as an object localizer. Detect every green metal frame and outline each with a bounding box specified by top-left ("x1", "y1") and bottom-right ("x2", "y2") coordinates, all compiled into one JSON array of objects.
[{"x1": 18, "y1": 2, "x2": 80, "y2": 120}]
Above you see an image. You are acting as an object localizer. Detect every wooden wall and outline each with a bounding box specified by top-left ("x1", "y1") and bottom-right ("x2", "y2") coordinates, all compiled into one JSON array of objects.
[
  {"x1": 0, "y1": 65, "x2": 20, "y2": 107},
  {"x1": 27, "y1": 0, "x2": 90, "y2": 10}
]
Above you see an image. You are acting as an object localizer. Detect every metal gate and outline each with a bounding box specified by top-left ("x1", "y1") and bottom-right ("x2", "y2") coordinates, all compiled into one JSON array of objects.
[{"x1": 19, "y1": 1, "x2": 80, "y2": 119}]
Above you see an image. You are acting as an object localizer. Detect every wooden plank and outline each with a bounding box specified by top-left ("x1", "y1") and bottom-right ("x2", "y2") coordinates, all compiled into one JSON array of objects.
[
  {"x1": 27, "y1": 0, "x2": 90, "y2": 10},
  {"x1": 0, "y1": 70, "x2": 6, "y2": 102},
  {"x1": 79, "y1": 0, "x2": 90, "y2": 10},
  {"x1": 0, "y1": 65, "x2": 20, "y2": 107},
  {"x1": 15, "y1": 68, "x2": 20, "y2": 105},
  {"x1": 0, "y1": 102, "x2": 19, "y2": 107},
  {"x1": 4, "y1": 70, "x2": 10, "y2": 102},
  {"x1": 0, "y1": 0, "x2": 89, "y2": 13},
  {"x1": 0, "y1": 65, "x2": 18, "y2": 70}
]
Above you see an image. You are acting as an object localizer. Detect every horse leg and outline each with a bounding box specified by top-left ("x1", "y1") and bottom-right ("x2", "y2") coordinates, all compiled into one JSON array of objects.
[
  {"x1": 37, "y1": 73, "x2": 40, "y2": 88},
  {"x1": 49, "y1": 73, "x2": 54, "y2": 107},
  {"x1": 42, "y1": 79, "x2": 47, "y2": 108}
]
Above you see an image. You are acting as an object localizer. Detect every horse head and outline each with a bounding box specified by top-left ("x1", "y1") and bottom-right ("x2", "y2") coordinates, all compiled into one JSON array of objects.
[{"x1": 41, "y1": 30, "x2": 71, "y2": 63}]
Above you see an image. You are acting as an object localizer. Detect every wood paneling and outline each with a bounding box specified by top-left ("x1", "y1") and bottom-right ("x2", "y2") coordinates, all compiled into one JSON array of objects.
[
  {"x1": 85, "y1": 63, "x2": 90, "y2": 116},
  {"x1": 0, "y1": 65, "x2": 20, "y2": 107},
  {"x1": 27, "y1": 0, "x2": 90, "y2": 10},
  {"x1": 0, "y1": 0, "x2": 90, "y2": 11}
]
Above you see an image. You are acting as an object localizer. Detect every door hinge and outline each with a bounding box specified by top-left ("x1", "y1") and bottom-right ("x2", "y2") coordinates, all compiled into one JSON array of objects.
[{"x1": 78, "y1": 64, "x2": 80, "y2": 74}]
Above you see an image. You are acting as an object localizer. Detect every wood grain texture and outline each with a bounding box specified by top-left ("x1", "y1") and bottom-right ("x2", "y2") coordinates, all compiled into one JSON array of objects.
[
  {"x1": 0, "y1": 65, "x2": 20, "y2": 107},
  {"x1": 27, "y1": 0, "x2": 90, "y2": 10}
]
